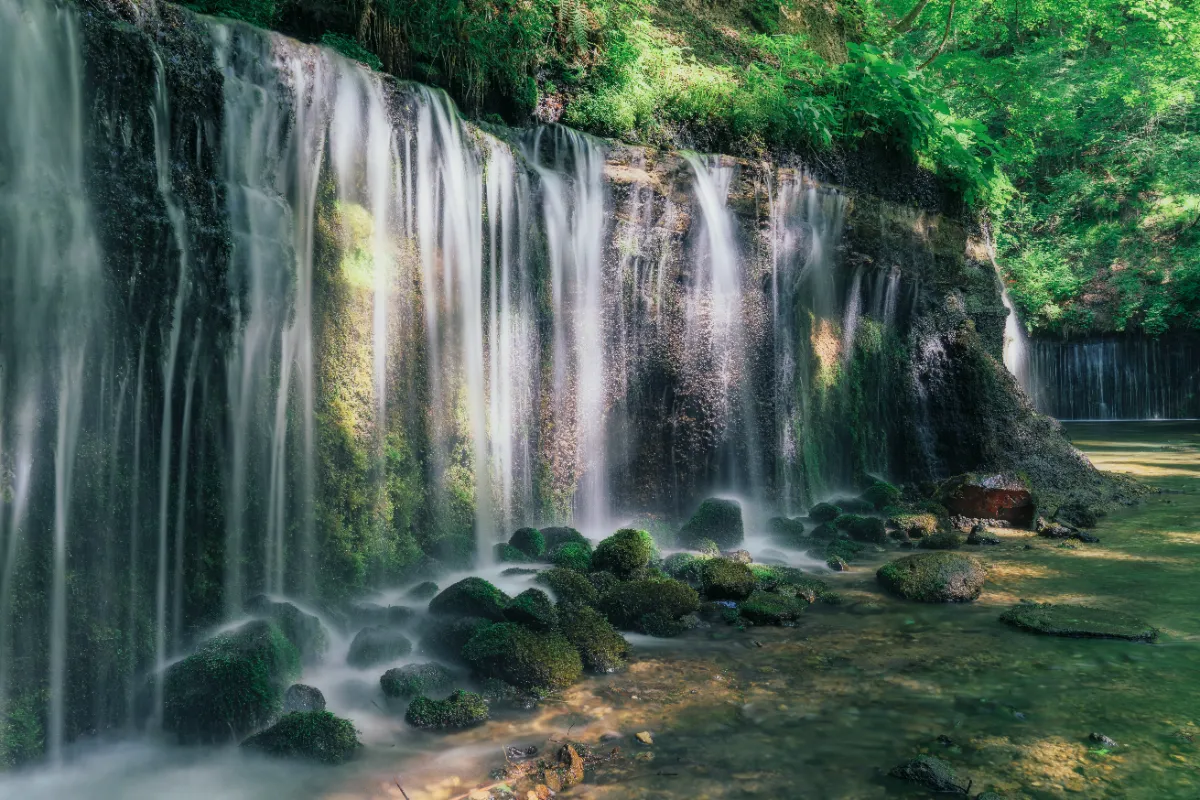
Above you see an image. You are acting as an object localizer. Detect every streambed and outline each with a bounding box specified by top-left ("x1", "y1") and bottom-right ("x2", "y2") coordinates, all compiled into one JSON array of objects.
[{"x1": 2, "y1": 421, "x2": 1196, "y2": 799}]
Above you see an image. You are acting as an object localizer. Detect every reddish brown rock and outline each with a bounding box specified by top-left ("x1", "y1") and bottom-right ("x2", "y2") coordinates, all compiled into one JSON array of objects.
[{"x1": 939, "y1": 474, "x2": 1035, "y2": 528}]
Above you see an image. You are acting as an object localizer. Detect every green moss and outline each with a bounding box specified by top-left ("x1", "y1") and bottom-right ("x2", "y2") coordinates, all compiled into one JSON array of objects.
[
  {"x1": 244, "y1": 596, "x2": 329, "y2": 664},
  {"x1": 347, "y1": 626, "x2": 413, "y2": 668},
  {"x1": 588, "y1": 570, "x2": 621, "y2": 597},
  {"x1": 380, "y1": 663, "x2": 455, "y2": 699},
  {"x1": 503, "y1": 588, "x2": 559, "y2": 631},
  {"x1": 700, "y1": 559, "x2": 756, "y2": 600},
  {"x1": 559, "y1": 605, "x2": 630, "y2": 673},
  {"x1": 541, "y1": 526, "x2": 589, "y2": 550},
  {"x1": 694, "y1": 538, "x2": 721, "y2": 556},
  {"x1": 404, "y1": 690, "x2": 489, "y2": 730},
  {"x1": 678, "y1": 498, "x2": 744, "y2": 549},
  {"x1": 320, "y1": 32, "x2": 382, "y2": 71},
  {"x1": 808, "y1": 502, "x2": 841, "y2": 522},
  {"x1": 860, "y1": 480, "x2": 902, "y2": 510},
  {"x1": 428, "y1": 577, "x2": 510, "y2": 621},
  {"x1": 509, "y1": 527, "x2": 546, "y2": 558},
  {"x1": 999, "y1": 603, "x2": 1157, "y2": 641},
  {"x1": 739, "y1": 590, "x2": 808, "y2": 625},
  {"x1": 767, "y1": 517, "x2": 806, "y2": 547},
  {"x1": 810, "y1": 522, "x2": 838, "y2": 541},
  {"x1": 833, "y1": 513, "x2": 864, "y2": 531},
  {"x1": 536, "y1": 567, "x2": 600, "y2": 607},
  {"x1": 0, "y1": 689, "x2": 44, "y2": 769},
  {"x1": 163, "y1": 620, "x2": 300, "y2": 743},
  {"x1": 495, "y1": 543, "x2": 533, "y2": 563},
  {"x1": 847, "y1": 517, "x2": 887, "y2": 543},
  {"x1": 241, "y1": 711, "x2": 360, "y2": 764},
  {"x1": 418, "y1": 616, "x2": 494, "y2": 663},
  {"x1": 918, "y1": 531, "x2": 964, "y2": 550},
  {"x1": 462, "y1": 623, "x2": 583, "y2": 693},
  {"x1": 550, "y1": 541, "x2": 593, "y2": 572},
  {"x1": 890, "y1": 512, "x2": 940, "y2": 537},
  {"x1": 662, "y1": 552, "x2": 707, "y2": 584},
  {"x1": 591, "y1": 528, "x2": 656, "y2": 578},
  {"x1": 405, "y1": 581, "x2": 439, "y2": 600},
  {"x1": 877, "y1": 552, "x2": 986, "y2": 603},
  {"x1": 812, "y1": 537, "x2": 866, "y2": 564},
  {"x1": 598, "y1": 577, "x2": 700, "y2": 634}
]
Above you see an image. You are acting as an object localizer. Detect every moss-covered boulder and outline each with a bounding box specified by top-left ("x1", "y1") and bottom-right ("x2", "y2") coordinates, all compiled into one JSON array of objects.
[
  {"x1": 1000, "y1": 603, "x2": 1157, "y2": 641},
  {"x1": 749, "y1": 565, "x2": 827, "y2": 602},
  {"x1": 809, "y1": 522, "x2": 838, "y2": 541},
  {"x1": 700, "y1": 558, "x2": 756, "y2": 600},
  {"x1": 380, "y1": 663, "x2": 455, "y2": 699},
  {"x1": 282, "y1": 684, "x2": 325, "y2": 713},
  {"x1": 560, "y1": 605, "x2": 630, "y2": 673},
  {"x1": 242, "y1": 711, "x2": 360, "y2": 764},
  {"x1": 542, "y1": 526, "x2": 589, "y2": 550},
  {"x1": 739, "y1": 590, "x2": 807, "y2": 625},
  {"x1": 550, "y1": 541, "x2": 593, "y2": 572},
  {"x1": 888, "y1": 755, "x2": 962, "y2": 792},
  {"x1": 833, "y1": 513, "x2": 865, "y2": 531},
  {"x1": 418, "y1": 616, "x2": 494, "y2": 663},
  {"x1": 848, "y1": 517, "x2": 887, "y2": 543},
  {"x1": 591, "y1": 528, "x2": 656, "y2": 578},
  {"x1": 598, "y1": 578, "x2": 700, "y2": 635},
  {"x1": 832, "y1": 496, "x2": 875, "y2": 513},
  {"x1": 428, "y1": 577, "x2": 510, "y2": 621},
  {"x1": 346, "y1": 601, "x2": 415, "y2": 629},
  {"x1": 405, "y1": 581, "x2": 439, "y2": 600},
  {"x1": 163, "y1": 620, "x2": 300, "y2": 743},
  {"x1": 509, "y1": 527, "x2": 546, "y2": 559},
  {"x1": 678, "y1": 498, "x2": 744, "y2": 549},
  {"x1": 877, "y1": 552, "x2": 986, "y2": 602},
  {"x1": 244, "y1": 596, "x2": 329, "y2": 664},
  {"x1": 807, "y1": 502, "x2": 841, "y2": 522},
  {"x1": 462, "y1": 623, "x2": 583, "y2": 693},
  {"x1": 503, "y1": 588, "x2": 559, "y2": 631},
  {"x1": 347, "y1": 626, "x2": 413, "y2": 668},
  {"x1": 405, "y1": 690, "x2": 489, "y2": 730},
  {"x1": 810, "y1": 537, "x2": 865, "y2": 565},
  {"x1": 918, "y1": 530, "x2": 964, "y2": 550},
  {"x1": 861, "y1": 480, "x2": 902, "y2": 510},
  {"x1": 536, "y1": 567, "x2": 600, "y2": 607},
  {"x1": 662, "y1": 552, "x2": 706, "y2": 585},
  {"x1": 589, "y1": 570, "x2": 621, "y2": 596},
  {"x1": 495, "y1": 543, "x2": 533, "y2": 563},
  {"x1": 767, "y1": 516, "x2": 806, "y2": 547}
]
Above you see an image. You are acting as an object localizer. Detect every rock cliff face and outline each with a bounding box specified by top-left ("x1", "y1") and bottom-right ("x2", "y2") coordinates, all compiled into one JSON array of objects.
[{"x1": 0, "y1": 0, "x2": 1124, "y2": 763}]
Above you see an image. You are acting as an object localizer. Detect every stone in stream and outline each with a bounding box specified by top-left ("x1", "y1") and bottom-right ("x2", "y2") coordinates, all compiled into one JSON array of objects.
[
  {"x1": 917, "y1": 530, "x2": 964, "y2": 550},
  {"x1": 1090, "y1": 732, "x2": 1119, "y2": 748},
  {"x1": 738, "y1": 590, "x2": 807, "y2": 625},
  {"x1": 860, "y1": 480, "x2": 902, "y2": 510},
  {"x1": 591, "y1": 528, "x2": 657, "y2": 578},
  {"x1": 346, "y1": 626, "x2": 413, "y2": 668},
  {"x1": 1036, "y1": 517, "x2": 1077, "y2": 539},
  {"x1": 807, "y1": 502, "x2": 842, "y2": 523},
  {"x1": 1000, "y1": 603, "x2": 1157, "y2": 641},
  {"x1": 244, "y1": 595, "x2": 329, "y2": 664},
  {"x1": 428, "y1": 577, "x2": 511, "y2": 621},
  {"x1": 419, "y1": 616, "x2": 494, "y2": 663},
  {"x1": 541, "y1": 526, "x2": 589, "y2": 551},
  {"x1": 967, "y1": 524, "x2": 1001, "y2": 545},
  {"x1": 558, "y1": 604, "x2": 630, "y2": 673},
  {"x1": 678, "y1": 498, "x2": 744, "y2": 549},
  {"x1": 461, "y1": 622, "x2": 582, "y2": 692},
  {"x1": 847, "y1": 516, "x2": 887, "y2": 544},
  {"x1": 939, "y1": 473, "x2": 1036, "y2": 528},
  {"x1": 888, "y1": 754, "x2": 964, "y2": 792},
  {"x1": 503, "y1": 588, "x2": 559, "y2": 631},
  {"x1": 404, "y1": 690, "x2": 489, "y2": 730},
  {"x1": 700, "y1": 558, "x2": 756, "y2": 600},
  {"x1": 597, "y1": 577, "x2": 700, "y2": 636},
  {"x1": 876, "y1": 552, "x2": 986, "y2": 602},
  {"x1": 767, "y1": 516, "x2": 805, "y2": 547},
  {"x1": 380, "y1": 663, "x2": 455, "y2": 699},
  {"x1": 241, "y1": 710, "x2": 360, "y2": 764},
  {"x1": 539, "y1": 744, "x2": 585, "y2": 792},
  {"x1": 536, "y1": 567, "x2": 600, "y2": 607},
  {"x1": 282, "y1": 683, "x2": 326, "y2": 713}
]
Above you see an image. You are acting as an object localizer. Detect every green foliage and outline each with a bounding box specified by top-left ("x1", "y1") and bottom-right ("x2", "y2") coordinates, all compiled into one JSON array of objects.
[
  {"x1": 321, "y1": 32, "x2": 382, "y2": 71},
  {"x1": 241, "y1": 711, "x2": 361, "y2": 764},
  {"x1": 181, "y1": 0, "x2": 278, "y2": 27},
  {"x1": 0, "y1": 690, "x2": 44, "y2": 769},
  {"x1": 404, "y1": 690, "x2": 489, "y2": 729}
]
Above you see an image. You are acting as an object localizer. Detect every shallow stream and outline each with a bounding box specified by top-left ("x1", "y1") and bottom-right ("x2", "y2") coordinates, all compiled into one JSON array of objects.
[{"x1": 2, "y1": 421, "x2": 1197, "y2": 799}]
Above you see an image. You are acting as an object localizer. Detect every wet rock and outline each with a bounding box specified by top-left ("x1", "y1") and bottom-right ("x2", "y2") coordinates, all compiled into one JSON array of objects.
[
  {"x1": 347, "y1": 626, "x2": 413, "y2": 668},
  {"x1": 1036, "y1": 517, "x2": 1076, "y2": 539},
  {"x1": 163, "y1": 620, "x2": 299, "y2": 743},
  {"x1": 888, "y1": 512, "x2": 939, "y2": 538},
  {"x1": 380, "y1": 663, "x2": 455, "y2": 699},
  {"x1": 537, "y1": 567, "x2": 600, "y2": 607},
  {"x1": 405, "y1": 581, "x2": 439, "y2": 600},
  {"x1": 635, "y1": 731, "x2": 653, "y2": 745},
  {"x1": 1090, "y1": 732, "x2": 1118, "y2": 748},
  {"x1": 504, "y1": 588, "x2": 559, "y2": 632},
  {"x1": 1071, "y1": 530, "x2": 1101, "y2": 544},
  {"x1": 877, "y1": 552, "x2": 986, "y2": 602},
  {"x1": 809, "y1": 522, "x2": 838, "y2": 541},
  {"x1": 591, "y1": 528, "x2": 657, "y2": 578},
  {"x1": 888, "y1": 754, "x2": 962, "y2": 792},
  {"x1": 599, "y1": 577, "x2": 699, "y2": 635},
  {"x1": 1000, "y1": 603, "x2": 1157, "y2": 641},
  {"x1": 700, "y1": 558, "x2": 756, "y2": 600},
  {"x1": 428, "y1": 577, "x2": 511, "y2": 621},
  {"x1": 833, "y1": 513, "x2": 865, "y2": 531},
  {"x1": 509, "y1": 527, "x2": 546, "y2": 559},
  {"x1": 917, "y1": 530, "x2": 964, "y2": 550},
  {"x1": 738, "y1": 590, "x2": 807, "y2": 625},
  {"x1": 244, "y1": 596, "x2": 329, "y2": 664},
  {"x1": 540, "y1": 744, "x2": 585, "y2": 792},
  {"x1": 721, "y1": 548, "x2": 753, "y2": 564},
  {"x1": 827, "y1": 556, "x2": 849, "y2": 571},
  {"x1": 559, "y1": 605, "x2": 629, "y2": 672},
  {"x1": 966, "y1": 525, "x2": 1001, "y2": 545},
  {"x1": 282, "y1": 683, "x2": 326, "y2": 713},
  {"x1": 678, "y1": 498, "x2": 744, "y2": 549},
  {"x1": 241, "y1": 711, "x2": 360, "y2": 764},
  {"x1": 462, "y1": 622, "x2": 582, "y2": 692},
  {"x1": 830, "y1": 496, "x2": 874, "y2": 514},
  {"x1": 847, "y1": 516, "x2": 887, "y2": 544},
  {"x1": 405, "y1": 690, "x2": 489, "y2": 729},
  {"x1": 496, "y1": 543, "x2": 534, "y2": 563},
  {"x1": 940, "y1": 473, "x2": 1036, "y2": 528}
]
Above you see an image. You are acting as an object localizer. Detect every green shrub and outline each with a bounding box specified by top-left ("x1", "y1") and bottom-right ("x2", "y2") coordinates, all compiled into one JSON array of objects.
[
  {"x1": 321, "y1": 32, "x2": 383, "y2": 71},
  {"x1": 242, "y1": 711, "x2": 360, "y2": 764}
]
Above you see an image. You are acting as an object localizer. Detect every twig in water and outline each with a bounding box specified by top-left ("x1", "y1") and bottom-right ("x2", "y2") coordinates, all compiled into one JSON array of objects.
[{"x1": 393, "y1": 776, "x2": 412, "y2": 800}]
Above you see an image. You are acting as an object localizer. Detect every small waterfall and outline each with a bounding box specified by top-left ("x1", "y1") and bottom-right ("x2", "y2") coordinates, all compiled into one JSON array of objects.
[{"x1": 1000, "y1": 285, "x2": 1032, "y2": 392}]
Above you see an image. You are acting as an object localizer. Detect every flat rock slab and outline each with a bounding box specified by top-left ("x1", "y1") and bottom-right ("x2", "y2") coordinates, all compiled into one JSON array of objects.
[{"x1": 1000, "y1": 603, "x2": 1157, "y2": 642}]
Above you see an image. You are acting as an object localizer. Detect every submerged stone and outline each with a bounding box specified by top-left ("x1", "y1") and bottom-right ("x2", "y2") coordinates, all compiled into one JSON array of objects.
[
  {"x1": 678, "y1": 498, "x2": 744, "y2": 549},
  {"x1": 877, "y1": 552, "x2": 986, "y2": 602},
  {"x1": 242, "y1": 711, "x2": 360, "y2": 764},
  {"x1": 700, "y1": 558, "x2": 756, "y2": 600},
  {"x1": 428, "y1": 577, "x2": 510, "y2": 621},
  {"x1": 380, "y1": 663, "x2": 455, "y2": 699},
  {"x1": 591, "y1": 528, "x2": 656, "y2": 578},
  {"x1": 1000, "y1": 603, "x2": 1157, "y2": 641},
  {"x1": 347, "y1": 626, "x2": 413, "y2": 668},
  {"x1": 282, "y1": 683, "x2": 326, "y2": 714},
  {"x1": 163, "y1": 620, "x2": 299, "y2": 743},
  {"x1": 940, "y1": 473, "x2": 1036, "y2": 528},
  {"x1": 504, "y1": 588, "x2": 559, "y2": 631},
  {"x1": 888, "y1": 754, "x2": 962, "y2": 792},
  {"x1": 559, "y1": 604, "x2": 630, "y2": 673},
  {"x1": 462, "y1": 622, "x2": 582, "y2": 692},
  {"x1": 244, "y1": 595, "x2": 329, "y2": 664},
  {"x1": 405, "y1": 690, "x2": 489, "y2": 730}
]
